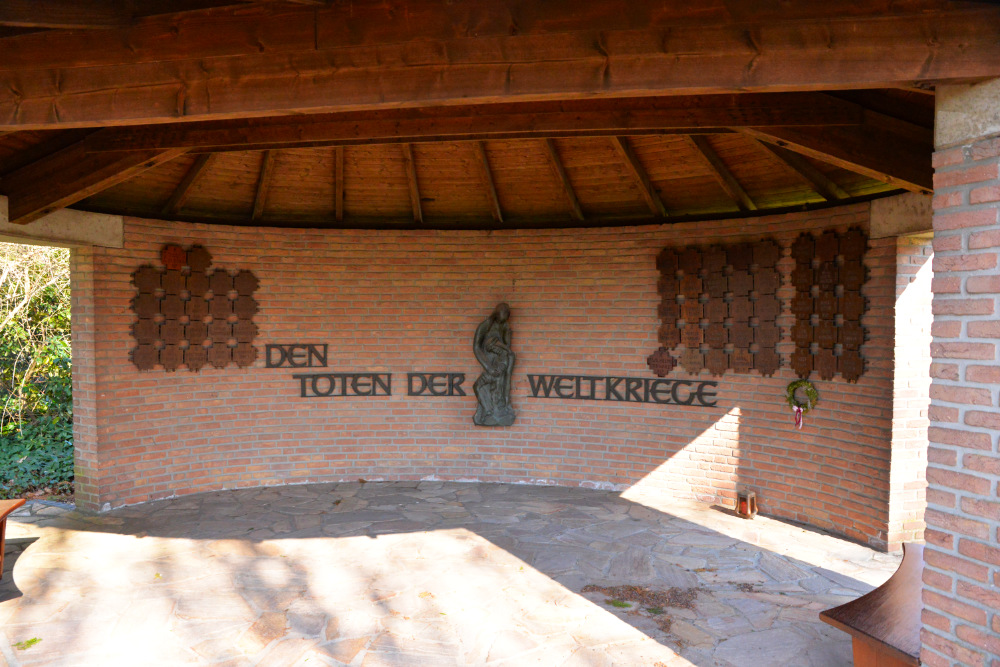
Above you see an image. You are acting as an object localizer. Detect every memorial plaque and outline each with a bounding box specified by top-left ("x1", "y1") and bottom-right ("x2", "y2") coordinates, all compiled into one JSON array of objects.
[
  {"x1": 815, "y1": 321, "x2": 837, "y2": 348},
  {"x1": 186, "y1": 297, "x2": 208, "y2": 321},
  {"x1": 842, "y1": 292, "x2": 865, "y2": 321},
  {"x1": 703, "y1": 247, "x2": 728, "y2": 274},
  {"x1": 209, "y1": 270, "x2": 233, "y2": 295},
  {"x1": 817, "y1": 291, "x2": 838, "y2": 319},
  {"x1": 729, "y1": 270, "x2": 752, "y2": 298},
  {"x1": 210, "y1": 296, "x2": 233, "y2": 320},
  {"x1": 704, "y1": 273, "x2": 728, "y2": 297},
  {"x1": 706, "y1": 349, "x2": 728, "y2": 376},
  {"x1": 187, "y1": 245, "x2": 213, "y2": 272},
  {"x1": 161, "y1": 244, "x2": 187, "y2": 271},
  {"x1": 817, "y1": 262, "x2": 838, "y2": 290},
  {"x1": 185, "y1": 344, "x2": 208, "y2": 371},
  {"x1": 727, "y1": 243, "x2": 752, "y2": 271},
  {"x1": 132, "y1": 266, "x2": 160, "y2": 293},
  {"x1": 754, "y1": 240, "x2": 781, "y2": 268},
  {"x1": 131, "y1": 344, "x2": 158, "y2": 371},
  {"x1": 680, "y1": 275, "x2": 703, "y2": 297},
  {"x1": 791, "y1": 321, "x2": 813, "y2": 346},
  {"x1": 132, "y1": 319, "x2": 158, "y2": 344},
  {"x1": 728, "y1": 324, "x2": 753, "y2": 349},
  {"x1": 841, "y1": 321, "x2": 864, "y2": 349},
  {"x1": 233, "y1": 343, "x2": 257, "y2": 368},
  {"x1": 162, "y1": 269, "x2": 185, "y2": 295},
  {"x1": 729, "y1": 298, "x2": 752, "y2": 322},
  {"x1": 816, "y1": 231, "x2": 839, "y2": 262},
  {"x1": 681, "y1": 324, "x2": 703, "y2": 348},
  {"x1": 160, "y1": 320, "x2": 184, "y2": 345},
  {"x1": 658, "y1": 299, "x2": 680, "y2": 321},
  {"x1": 646, "y1": 347, "x2": 676, "y2": 377},
  {"x1": 840, "y1": 228, "x2": 867, "y2": 260},
  {"x1": 679, "y1": 247, "x2": 702, "y2": 274},
  {"x1": 233, "y1": 319, "x2": 259, "y2": 343},
  {"x1": 791, "y1": 266, "x2": 814, "y2": 290},
  {"x1": 210, "y1": 319, "x2": 231, "y2": 343},
  {"x1": 842, "y1": 263, "x2": 866, "y2": 290},
  {"x1": 731, "y1": 349, "x2": 753, "y2": 374},
  {"x1": 187, "y1": 271, "x2": 210, "y2": 296},
  {"x1": 656, "y1": 249, "x2": 679, "y2": 275},
  {"x1": 133, "y1": 293, "x2": 159, "y2": 319},
  {"x1": 754, "y1": 296, "x2": 780, "y2": 321},
  {"x1": 658, "y1": 323, "x2": 681, "y2": 348},
  {"x1": 161, "y1": 295, "x2": 185, "y2": 320},
  {"x1": 791, "y1": 294, "x2": 813, "y2": 318},
  {"x1": 209, "y1": 344, "x2": 232, "y2": 369},
  {"x1": 754, "y1": 349, "x2": 780, "y2": 377},
  {"x1": 705, "y1": 298, "x2": 728, "y2": 322},
  {"x1": 754, "y1": 270, "x2": 780, "y2": 295},
  {"x1": 682, "y1": 300, "x2": 703, "y2": 322},
  {"x1": 815, "y1": 348, "x2": 837, "y2": 380},
  {"x1": 754, "y1": 324, "x2": 779, "y2": 347},
  {"x1": 186, "y1": 321, "x2": 208, "y2": 344},
  {"x1": 657, "y1": 276, "x2": 679, "y2": 297},
  {"x1": 680, "y1": 349, "x2": 704, "y2": 374},
  {"x1": 705, "y1": 323, "x2": 727, "y2": 348},
  {"x1": 791, "y1": 349, "x2": 813, "y2": 378},
  {"x1": 233, "y1": 296, "x2": 259, "y2": 319},
  {"x1": 791, "y1": 234, "x2": 814, "y2": 263},
  {"x1": 160, "y1": 344, "x2": 183, "y2": 371},
  {"x1": 840, "y1": 350, "x2": 865, "y2": 382}
]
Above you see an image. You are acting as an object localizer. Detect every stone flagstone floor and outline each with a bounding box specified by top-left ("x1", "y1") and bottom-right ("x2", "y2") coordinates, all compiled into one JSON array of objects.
[{"x1": 0, "y1": 482, "x2": 901, "y2": 666}]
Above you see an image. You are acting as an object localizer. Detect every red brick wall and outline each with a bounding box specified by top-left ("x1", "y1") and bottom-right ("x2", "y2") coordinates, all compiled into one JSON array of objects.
[
  {"x1": 924, "y1": 136, "x2": 1000, "y2": 667},
  {"x1": 73, "y1": 204, "x2": 900, "y2": 547},
  {"x1": 69, "y1": 247, "x2": 100, "y2": 509}
]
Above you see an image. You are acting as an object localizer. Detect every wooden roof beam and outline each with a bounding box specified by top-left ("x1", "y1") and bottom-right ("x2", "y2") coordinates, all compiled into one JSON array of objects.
[
  {"x1": 611, "y1": 136, "x2": 668, "y2": 218},
  {"x1": 755, "y1": 141, "x2": 849, "y2": 202},
  {"x1": 161, "y1": 153, "x2": 213, "y2": 215},
  {"x1": 401, "y1": 144, "x2": 422, "y2": 224},
  {"x1": 0, "y1": 0, "x2": 130, "y2": 29},
  {"x1": 1, "y1": 141, "x2": 186, "y2": 224},
  {"x1": 251, "y1": 150, "x2": 274, "y2": 221},
  {"x1": 544, "y1": 139, "x2": 584, "y2": 222},
  {"x1": 476, "y1": 142, "x2": 503, "y2": 225},
  {"x1": 686, "y1": 136, "x2": 757, "y2": 213}
]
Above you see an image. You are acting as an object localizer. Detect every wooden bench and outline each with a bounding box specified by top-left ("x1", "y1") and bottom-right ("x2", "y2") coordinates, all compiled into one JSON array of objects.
[
  {"x1": 0, "y1": 499, "x2": 26, "y2": 581},
  {"x1": 820, "y1": 542, "x2": 923, "y2": 667}
]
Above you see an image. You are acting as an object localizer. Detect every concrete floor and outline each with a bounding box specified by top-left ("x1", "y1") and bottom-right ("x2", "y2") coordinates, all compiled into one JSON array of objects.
[{"x1": 0, "y1": 482, "x2": 901, "y2": 666}]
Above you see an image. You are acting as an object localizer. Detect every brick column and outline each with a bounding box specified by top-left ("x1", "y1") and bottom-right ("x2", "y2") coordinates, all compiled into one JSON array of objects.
[
  {"x1": 924, "y1": 79, "x2": 1000, "y2": 666},
  {"x1": 70, "y1": 247, "x2": 100, "y2": 510}
]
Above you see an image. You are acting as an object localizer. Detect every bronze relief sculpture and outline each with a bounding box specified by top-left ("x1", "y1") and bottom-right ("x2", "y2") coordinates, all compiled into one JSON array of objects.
[{"x1": 473, "y1": 303, "x2": 516, "y2": 426}]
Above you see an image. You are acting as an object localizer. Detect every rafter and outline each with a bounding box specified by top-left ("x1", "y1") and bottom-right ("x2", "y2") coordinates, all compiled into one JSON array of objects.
[
  {"x1": 401, "y1": 144, "x2": 422, "y2": 224},
  {"x1": 0, "y1": 0, "x2": 129, "y2": 29},
  {"x1": 476, "y1": 142, "x2": 503, "y2": 224},
  {"x1": 161, "y1": 153, "x2": 214, "y2": 215},
  {"x1": 611, "y1": 136, "x2": 668, "y2": 218},
  {"x1": 251, "y1": 150, "x2": 274, "y2": 221},
  {"x1": 755, "y1": 141, "x2": 849, "y2": 202},
  {"x1": 334, "y1": 146, "x2": 344, "y2": 223},
  {"x1": 686, "y1": 136, "x2": 757, "y2": 213},
  {"x1": 544, "y1": 139, "x2": 584, "y2": 222}
]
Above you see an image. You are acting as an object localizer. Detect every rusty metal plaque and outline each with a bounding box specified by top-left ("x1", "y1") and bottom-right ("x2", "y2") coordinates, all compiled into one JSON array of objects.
[
  {"x1": 209, "y1": 297, "x2": 233, "y2": 320},
  {"x1": 704, "y1": 273, "x2": 728, "y2": 297},
  {"x1": 186, "y1": 321, "x2": 208, "y2": 344},
  {"x1": 657, "y1": 323, "x2": 681, "y2": 348},
  {"x1": 647, "y1": 347, "x2": 676, "y2": 377},
  {"x1": 754, "y1": 349, "x2": 780, "y2": 377},
  {"x1": 706, "y1": 349, "x2": 728, "y2": 376},
  {"x1": 186, "y1": 297, "x2": 208, "y2": 321},
  {"x1": 657, "y1": 276, "x2": 679, "y2": 297},
  {"x1": 816, "y1": 231, "x2": 839, "y2": 262},
  {"x1": 731, "y1": 349, "x2": 752, "y2": 374},
  {"x1": 816, "y1": 321, "x2": 837, "y2": 348},
  {"x1": 233, "y1": 343, "x2": 258, "y2": 368},
  {"x1": 842, "y1": 292, "x2": 865, "y2": 321},
  {"x1": 842, "y1": 263, "x2": 866, "y2": 290},
  {"x1": 209, "y1": 270, "x2": 233, "y2": 295},
  {"x1": 185, "y1": 344, "x2": 208, "y2": 371},
  {"x1": 187, "y1": 271, "x2": 210, "y2": 296},
  {"x1": 727, "y1": 243, "x2": 752, "y2": 271},
  {"x1": 841, "y1": 321, "x2": 864, "y2": 349},
  {"x1": 233, "y1": 319, "x2": 259, "y2": 343},
  {"x1": 815, "y1": 348, "x2": 837, "y2": 380},
  {"x1": 728, "y1": 324, "x2": 753, "y2": 349},
  {"x1": 160, "y1": 320, "x2": 184, "y2": 345},
  {"x1": 161, "y1": 244, "x2": 187, "y2": 271},
  {"x1": 729, "y1": 298, "x2": 753, "y2": 322},
  {"x1": 656, "y1": 248, "x2": 678, "y2": 275},
  {"x1": 817, "y1": 291, "x2": 838, "y2": 319},
  {"x1": 791, "y1": 349, "x2": 813, "y2": 378},
  {"x1": 680, "y1": 349, "x2": 704, "y2": 374},
  {"x1": 160, "y1": 344, "x2": 183, "y2": 371},
  {"x1": 754, "y1": 296, "x2": 780, "y2": 321},
  {"x1": 703, "y1": 247, "x2": 727, "y2": 274},
  {"x1": 705, "y1": 298, "x2": 728, "y2": 323},
  {"x1": 133, "y1": 293, "x2": 159, "y2": 319},
  {"x1": 840, "y1": 350, "x2": 865, "y2": 382},
  {"x1": 705, "y1": 323, "x2": 727, "y2": 348},
  {"x1": 210, "y1": 320, "x2": 231, "y2": 343},
  {"x1": 658, "y1": 299, "x2": 680, "y2": 321},
  {"x1": 162, "y1": 295, "x2": 185, "y2": 320},
  {"x1": 754, "y1": 240, "x2": 781, "y2": 268},
  {"x1": 681, "y1": 300, "x2": 703, "y2": 322},
  {"x1": 680, "y1": 275, "x2": 703, "y2": 297},
  {"x1": 791, "y1": 294, "x2": 813, "y2": 318},
  {"x1": 754, "y1": 269, "x2": 780, "y2": 295},
  {"x1": 132, "y1": 266, "x2": 161, "y2": 293},
  {"x1": 681, "y1": 324, "x2": 703, "y2": 348},
  {"x1": 817, "y1": 262, "x2": 838, "y2": 291},
  {"x1": 791, "y1": 321, "x2": 813, "y2": 346},
  {"x1": 131, "y1": 344, "x2": 158, "y2": 371},
  {"x1": 791, "y1": 234, "x2": 814, "y2": 263},
  {"x1": 132, "y1": 319, "x2": 158, "y2": 344},
  {"x1": 729, "y1": 270, "x2": 752, "y2": 298},
  {"x1": 209, "y1": 344, "x2": 231, "y2": 369},
  {"x1": 754, "y1": 324, "x2": 779, "y2": 348},
  {"x1": 679, "y1": 247, "x2": 702, "y2": 274},
  {"x1": 840, "y1": 228, "x2": 867, "y2": 260},
  {"x1": 791, "y1": 266, "x2": 814, "y2": 290},
  {"x1": 187, "y1": 245, "x2": 213, "y2": 272},
  {"x1": 162, "y1": 270, "x2": 185, "y2": 295}
]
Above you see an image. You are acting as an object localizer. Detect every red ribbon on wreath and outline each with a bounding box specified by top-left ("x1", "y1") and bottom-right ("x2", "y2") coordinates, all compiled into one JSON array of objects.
[{"x1": 794, "y1": 406, "x2": 803, "y2": 430}]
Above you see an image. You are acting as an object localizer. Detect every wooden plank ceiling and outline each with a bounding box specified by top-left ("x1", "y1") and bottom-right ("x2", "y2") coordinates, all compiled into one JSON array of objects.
[{"x1": 0, "y1": 0, "x2": 984, "y2": 229}]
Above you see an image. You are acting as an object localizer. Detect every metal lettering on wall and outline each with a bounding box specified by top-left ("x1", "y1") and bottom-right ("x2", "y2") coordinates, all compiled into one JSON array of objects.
[
  {"x1": 789, "y1": 228, "x2": 869, "y2": 382},
  {"x1": 649, "y1": 240, "x2": 781, "y2": 378},
  {"x1": 129, "y1": 244, "x2": 260, "y2": 372}
]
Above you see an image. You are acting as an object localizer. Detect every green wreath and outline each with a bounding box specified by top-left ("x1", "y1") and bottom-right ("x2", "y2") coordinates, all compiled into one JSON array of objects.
[{"x1": 786, "y1": 380, "x2": 819, "y2": 414}]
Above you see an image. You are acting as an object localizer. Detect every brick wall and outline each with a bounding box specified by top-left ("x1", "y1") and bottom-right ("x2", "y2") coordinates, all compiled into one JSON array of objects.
[
  {"x1": 73, "y1": 203, "x2": 903, "y2": 548},
  {"x1": 924, "y1": 135, "x2": 1000, "y2": 666},
  {"x1": 69, "y1": 247, "x2": 100, "y2": 509}
]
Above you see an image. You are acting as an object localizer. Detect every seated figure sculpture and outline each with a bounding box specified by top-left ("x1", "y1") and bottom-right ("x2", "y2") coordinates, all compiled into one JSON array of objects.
[{"x1": 472, "y1": 303, "x2": 516, "y2": 426}]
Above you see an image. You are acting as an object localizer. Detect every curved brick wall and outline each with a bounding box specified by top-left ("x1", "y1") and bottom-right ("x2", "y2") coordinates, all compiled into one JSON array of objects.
[{"x1": 71, "y1": 203, "x2": 897, "y2": 546}]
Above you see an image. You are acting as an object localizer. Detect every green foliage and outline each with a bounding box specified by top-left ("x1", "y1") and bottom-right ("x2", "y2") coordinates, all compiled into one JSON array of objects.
[
  {"x1": 0, "y1": 243, "x2": 73, "y2": 499},
  {"x1": 607, "y1": 599, "x2": 632, "y2": 608},
  {"x1": 14, "y1": 638, "x2": 42, "y2": 650}
]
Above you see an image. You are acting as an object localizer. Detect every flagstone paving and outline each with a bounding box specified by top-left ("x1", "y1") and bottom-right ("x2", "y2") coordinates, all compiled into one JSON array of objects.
[{"x1": 0, "y1": 482, "x2": 901, "y2": 666}]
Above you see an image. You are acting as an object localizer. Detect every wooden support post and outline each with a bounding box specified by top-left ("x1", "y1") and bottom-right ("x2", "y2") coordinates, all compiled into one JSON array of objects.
[
  {"x1": 544, "y1": 138, "x2": 584, "y2": 221},
  {"x1": 755, "y1": 140, "x2": 850, "y2": 201},
  {"x1": 334, "y1": 146, "x2": 344, "y2": 223},
  {"x1": 686, "y1": 135, "x2": 757, "y2": 213},
  {"x1": 251, "y1": 150, "x2": 274, "y2": 221},
  {"x1": 161, "y1": 153, "x2": 214, "y2": 215},
  {"x1": 476, "y1": 141, "x2": 503, "y2": 224},
  {"x1": 401, "y1": 143, "x2": 422, "y2": 224},
  {"x1": 611, "y1": 136, "x2": 667, "y2": 217}
]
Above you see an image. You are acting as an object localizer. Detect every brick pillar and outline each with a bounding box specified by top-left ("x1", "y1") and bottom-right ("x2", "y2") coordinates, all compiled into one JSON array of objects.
[
  {"x1": 924, "y1": 79, "x2": 1000, "y2": 666},
  {"x1": 70, "y1": 247, "x2": 100, "y2": 511}
]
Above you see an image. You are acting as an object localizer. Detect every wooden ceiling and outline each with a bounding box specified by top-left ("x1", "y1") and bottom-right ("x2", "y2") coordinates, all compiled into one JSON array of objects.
[{"x1": 0, "y1": 0, "x2": 992, "y2": 229}]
